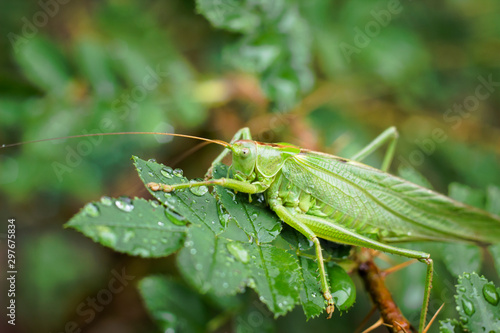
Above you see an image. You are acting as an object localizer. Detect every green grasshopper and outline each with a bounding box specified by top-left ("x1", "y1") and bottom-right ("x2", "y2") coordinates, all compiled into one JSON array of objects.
[
  {"x1": 4, "y1": 127, "x2": 500, "y2": 332},
  {"x1": 143, "y1": 127, "x2": 500, "y2": 333}
]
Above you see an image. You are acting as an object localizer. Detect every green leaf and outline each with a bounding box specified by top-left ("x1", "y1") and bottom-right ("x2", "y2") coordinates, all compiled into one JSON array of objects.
[
  {"x1": 198, "y1": 0, "x2": 313, "y2": 109},
  {"x1": 439, "y1": 319, "x2": 464, "y2": 333},
  {"x1": 196, "y1": 0, "x2": 261, "y2": 33},
  {"x1": 74, "y1": 37, "x2": 118, "y2": 99},
  {"x1": 454, "y1": 273, "x2": 500, "y2": 332},
  {"x1": 138, "y1": 276, "x2": 208, "y2": 333},
  {"x1": 439, "y1": 183, "x2": 483, "y2": 277},
  {"x1": 14, "y1": 36, "x2": 71, "y2": 93},
  {"x1": 65, "y1": 197, "x2": 187, "y2": 257},
  {"x1": 177, "y1": 223, "x2": 250, "y2": 296},
  {"x1": 133, "y1": 158, "x2": 305, "y2": 317},
  {"x1": 234, "y1": 299, "x2": 276, "y2": 333},
  {"x1": 246, "y1": 243, "x2": 302, "y2": 316},
  {"x1": 297, "y1": 256, "x2": 325, "y2": 318},
  {"x1": 486, "y1": 185, "x2": 500, "y2": 280},
  {"x1": 133, "y1": 156, "x2": 225, "y2": 234},
  {"x1": 486, "y1": 185, "x2": 500, "y2": 216},
  {"x1": 214, "y1": 165, "x2": 282, "y2": 243}
]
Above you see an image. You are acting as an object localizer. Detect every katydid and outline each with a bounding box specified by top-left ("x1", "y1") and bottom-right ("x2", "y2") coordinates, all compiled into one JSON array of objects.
[
  {"x1": 3, "y1": 127, "x2": 500, "y2": 332},
  {"x1": 145, "y1": 127, "x2": 500, "y2": 333}
]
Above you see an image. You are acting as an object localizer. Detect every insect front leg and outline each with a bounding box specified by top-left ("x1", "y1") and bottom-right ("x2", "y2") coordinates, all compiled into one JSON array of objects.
[
  {"x1": 205, "y1": 127, "x2": 253, "y2": 178},
  {"x1": 349, "y1": 126, "x2": 399, "y2": 172},
  {"x1": 147, "y1": 177, "x2": 268, "y2": 194},
  {"x1": 268, "y1": 201, "x2": 336, "y2": 318}
]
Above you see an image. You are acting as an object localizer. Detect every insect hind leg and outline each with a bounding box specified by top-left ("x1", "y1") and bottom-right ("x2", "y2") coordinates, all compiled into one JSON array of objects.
[{"x1": 349, "y1": 126, "x2": 399, "y2": 172}]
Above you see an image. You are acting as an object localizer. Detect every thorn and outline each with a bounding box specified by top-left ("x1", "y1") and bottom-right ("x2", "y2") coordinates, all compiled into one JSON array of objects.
[
  {"x1": 423, "y1": 303, "x2": 444, "y2": 333},
  {"x1": 382, "y1": 259, "x2": 418, "y2": 277},
  {"x1": 361, "y1": 317, "x2": 384, "y2": 333}
]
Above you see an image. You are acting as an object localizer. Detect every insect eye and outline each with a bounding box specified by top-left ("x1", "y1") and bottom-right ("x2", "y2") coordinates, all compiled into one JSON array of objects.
[{"x1": 241, "y1": 148, "x2": 250, "y2": 156}]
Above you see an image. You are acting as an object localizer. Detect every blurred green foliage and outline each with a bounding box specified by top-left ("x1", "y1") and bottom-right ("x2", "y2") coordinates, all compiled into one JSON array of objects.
[{"x1": 1, "y1": 0, "x2": 499, "y2": 332}]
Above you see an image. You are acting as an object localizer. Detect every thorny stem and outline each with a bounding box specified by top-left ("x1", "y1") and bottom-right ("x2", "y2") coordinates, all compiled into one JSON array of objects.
[{"x1": 357, "y1": 248, "x2": 416, "y2": 333}]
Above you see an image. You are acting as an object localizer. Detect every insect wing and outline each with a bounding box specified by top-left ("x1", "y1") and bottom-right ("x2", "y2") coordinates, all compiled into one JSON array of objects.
[{"x1": 284, "y1": 150, "x2": 500, "y2": 244}]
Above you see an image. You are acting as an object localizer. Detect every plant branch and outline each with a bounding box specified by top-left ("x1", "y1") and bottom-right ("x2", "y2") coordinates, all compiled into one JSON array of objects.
[{"x1": 357, "y1": 248, "x2": 416, "y2": 333}]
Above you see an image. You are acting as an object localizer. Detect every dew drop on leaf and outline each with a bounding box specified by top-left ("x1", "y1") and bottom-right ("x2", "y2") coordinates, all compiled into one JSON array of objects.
[
  {"x1": 461, "y1": 296, "x2": 475, "y2": 316},
  {"x1": 189, "y1": 183, "x2": 208, "y2": 196},
  {"x1": 150, "y1": 200, "x2": 160, "y2": 208},
  {"x1": 148, "y1": 158, "x2": 157, "y2": 163},
  {"x1": 96, "y1": 226, "x2": 117, "y2": 247},
  {"x1": 173, "y1": 168, "x2": 183, "y2": 177},
  {"x1": 226, "y1": 242, "x2": 249, "y2": 263},
  {"x1": 84, "y1": 203, "x2": 100, "y2": 217},
  {"x1": 100, "y1": 196, "x2": 112, "y2": 206},
  {"x1": 123, "y1": 230, "x2": 135, "y2": 242},
  {"x1": 165, "y1": 208, "x2": 187, "y2": 226},
  {"x1": 161, "y1": 167, "x2": 173, "y2": 179},
  {"x1": 132, "y1": 247, "x2": 150, "y2": 257},
  {"x1": 115, "y1": 198, "x2": 134, "y2": 212},
  {"x1": 482, "y1": 284, "x2": 499, "y2": 306},
  {"x1": 148, "y1": 171, "x2": 154, "y2": 177},
  {"x1": 157, "y1": 221, "x2": 165, "y2": 227}
]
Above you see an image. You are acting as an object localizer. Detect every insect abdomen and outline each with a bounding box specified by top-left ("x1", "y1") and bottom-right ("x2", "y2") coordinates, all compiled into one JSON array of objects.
[{"x1": 266, "y1": 170, "x2": 381, "y2": 237}]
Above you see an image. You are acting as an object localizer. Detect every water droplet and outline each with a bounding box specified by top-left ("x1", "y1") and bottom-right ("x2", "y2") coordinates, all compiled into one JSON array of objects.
[
  {"x1": 189, "y1": 182, "x2": 208, "y2": 196},
  {"x1": 137, "y1": 166, "x2": 142, "y2": 172},
  {"x1": 195, "y1": 263, "x2": 203, "y2": 271},
  {"x1": 157, "y1": 221, "x2": 165, "y2": 227},
  {"x1": 115, "y1": 198, "x2": 134, "y2": 212},
  {"x1": 227, "y1": 242, "x2": 249, "y2": 263},
  {"x1": 150, "y1": 200, "x2": 160, "y2": 208},
  {"x1": 84, "y1": 203, "x2": 100, "y2": 217},
  {"x1": 123, "y1": 230, "x2": 135, "y2": 242},
  {"x1": 461, "y1": 296, "x2": 475, "y2": 316},
  {"x1": 190, "y1": 248, "x2": 197, "y2": 255},
  {"x1": 463, "y1": 273, "x2": 471, "y2": 279},
  {"x1": 173, "y1": 168, "x2": 183, "y2": 177},
  {"x1": 100, "y1": 196, "x2": 112, "y2": 206},
  {"x1": 96, "y1": 226, "x2": 117, "y2": 247},
  {"x1": 148, "y1": 171, "x2": 154, "y2": 177},
  {"x1": 311, "y1": 292, "x2": 317, "y2": 298},
  {"x1": 482, "y1": 284, "x2": 499, "y2": 306},
  {"x1": 165, "y1": 208, "x2": 187, "y2": 226},
  {"x1": 161, "y1": 167, "x2": 173, "y2": 179},
  {"x1": 222, "y1": 282, "x2": 229, "y2": 289},
  {"x1": 148, "y1": 158, "x2": 157, "y2": 163},
  {"x1": 458, "y1": 287, "x2": 466, "y2": 292},
  {"x1": 132, "y1": 247, "x2": 150, "y2": 257}
]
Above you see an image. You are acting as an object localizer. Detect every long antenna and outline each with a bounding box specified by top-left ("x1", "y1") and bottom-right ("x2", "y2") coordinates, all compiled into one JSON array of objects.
[{"x1": 1, "y1": 131, "x2": 230, "y2": 149}]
